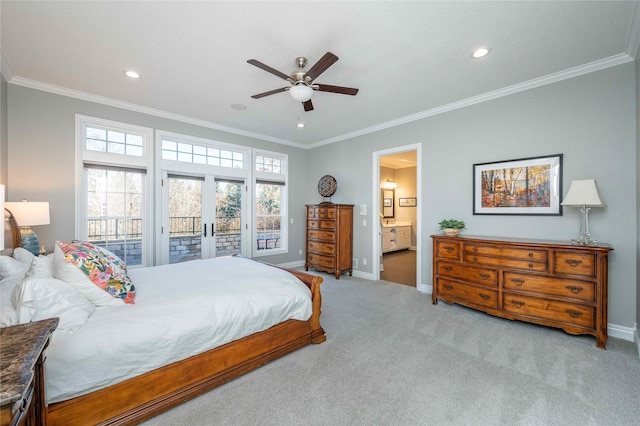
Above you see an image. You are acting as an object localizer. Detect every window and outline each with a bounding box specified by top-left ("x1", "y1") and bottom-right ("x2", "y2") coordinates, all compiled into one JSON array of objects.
[
  {"x1": 76, "y1": 115, "x2": 153, "y2": 267},
  {"x1": 254, "y1": 151, "x2": 287, "y2": 255},
  {"x1": 161, "y1": 138, "x2": 244, "y2": 168},
  {"x1": 86, "y1": 167, "x2": 144, "y2": 265}
]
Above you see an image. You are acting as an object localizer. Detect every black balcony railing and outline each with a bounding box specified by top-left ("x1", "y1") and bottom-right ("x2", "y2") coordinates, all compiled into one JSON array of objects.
[{"x1": 87, "y1": 216, "x2": 242, "y2": 240}]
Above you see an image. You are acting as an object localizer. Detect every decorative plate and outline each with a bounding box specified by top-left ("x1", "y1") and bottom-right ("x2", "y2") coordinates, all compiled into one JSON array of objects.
[{"x1": 318, "y1": 175, "x2": 337, "y2": 197}]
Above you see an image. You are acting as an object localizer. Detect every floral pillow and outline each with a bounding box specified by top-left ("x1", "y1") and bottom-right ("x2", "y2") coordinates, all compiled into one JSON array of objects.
[{"x1": 54, "y1": 241, "x2": 135, "y2": 305}]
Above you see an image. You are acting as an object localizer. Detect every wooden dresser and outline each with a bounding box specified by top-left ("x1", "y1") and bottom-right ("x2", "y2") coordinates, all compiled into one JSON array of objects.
[
  {"x1": 431, "y1": 235, "x2": 612, "y2": 348},
  {"x1": 1, "y1": 318, "x2": 59, "y2": 426},
  {"x1": 305, "y1": 203, "x2": 353, "y2": 279}
]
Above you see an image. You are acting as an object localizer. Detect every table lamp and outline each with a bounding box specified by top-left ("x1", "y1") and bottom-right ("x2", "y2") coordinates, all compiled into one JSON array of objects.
[
  {"x1": 560, "y1": 179, "x2": 605, "y2": 246},
  {"x1": 4, "y1": 200, "x2": 50, "y2": 255}
]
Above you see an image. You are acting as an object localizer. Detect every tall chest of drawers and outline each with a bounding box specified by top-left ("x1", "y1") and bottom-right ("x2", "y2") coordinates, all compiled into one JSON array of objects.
[
  {"x1": 431, "y1": 235, "x2": 613, "y2": 348},
  {"x1": 305, "y1": 204, "x2": 353, "y2": 279}
]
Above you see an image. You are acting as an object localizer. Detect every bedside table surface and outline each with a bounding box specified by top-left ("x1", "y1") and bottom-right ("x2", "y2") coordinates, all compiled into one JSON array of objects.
[{"x1": 0, "y1": 318, "x2": 59, "y2": 406}]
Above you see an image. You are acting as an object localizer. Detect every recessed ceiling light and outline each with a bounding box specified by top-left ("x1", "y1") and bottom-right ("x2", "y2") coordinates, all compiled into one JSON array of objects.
[
  {"x1": 472, "y1": 47, "x2": 490, "y2": 59},
  {"x1": 230, "y1": 104, "x2": 247, "y2": 111},
  {"x1": 125, "y1": 70, "x2": 140, "y2": 79},
  {"x1": 297, "y1": 118, "x2": 304, "y2": 128}
]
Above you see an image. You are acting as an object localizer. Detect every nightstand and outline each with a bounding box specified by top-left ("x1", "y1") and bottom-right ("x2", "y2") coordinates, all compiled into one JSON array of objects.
[{"x1": 0, "y1": 318, "x2": 59, "y2": 426}]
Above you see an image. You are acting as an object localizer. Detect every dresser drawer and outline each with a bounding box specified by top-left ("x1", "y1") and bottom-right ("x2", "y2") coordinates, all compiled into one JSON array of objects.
[
  {"x1": 307, "y1": 253, "x2": 335, "y2": 269},
  {"x1": 464, "y1": 243, "x2": 547, "y2": 262},
  {"x1": 436, "y1": 278, "x2": 498, "y2": 310},
  {"x1": 307, "y1": 220, "x2": 336, "y2": 230},
  {"x1": 437, "y1": 261, "x2": 497, "y2": 287},
  {"x1": 553, "y1": 251, "x2": 596, "y2": 278},
  {"x1": 308, "y1": 206, "x2": 336, "y2": 219},
  {"x1": 307, "y1": 240, "x2": 335, "y2": 255},
  {"x1": 436, "y1": 240, "x2": 460, "y2": 260},
  {"x1": 503, "y1": 294, "x2": 595, "y2": 328},
  {"x1": 308, "y1": 229, "x2": 335, "y2": 241},
  {"x1": 503, "y1": 272, "x2": 595, "y2": 302},
  {"x1": 464, "y1": 253, "x2": 547, "y2": 272}
]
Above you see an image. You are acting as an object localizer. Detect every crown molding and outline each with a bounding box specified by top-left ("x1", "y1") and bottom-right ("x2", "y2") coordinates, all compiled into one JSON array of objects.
[
  {"x1": 309, "y1": 53, "x2": 633, "y2": 149},
  {"x1": 6, "y1": 76, "x2": 307, "y2": 149},
  {"x1": 1, "y1": 48, "x2": 15, "y2": 81},
  {"x1": 6, "y1": 53, "x2": 633, "y2": 151},
  {"x1": 625, "y1": 0, "x2": 640, "y2": 58}
]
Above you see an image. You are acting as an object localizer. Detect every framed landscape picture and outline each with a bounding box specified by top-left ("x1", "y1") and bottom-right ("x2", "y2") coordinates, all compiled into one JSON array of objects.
[
  {"x1": 473, "y1": 154, "x2": 562, "y2": 215},
  {"x1": 399, "y1": 197, "x2": 416, "y2": 207}
]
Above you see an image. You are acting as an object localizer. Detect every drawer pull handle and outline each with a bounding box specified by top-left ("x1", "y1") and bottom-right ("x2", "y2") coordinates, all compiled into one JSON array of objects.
[
  {"x1": 528, "y1": 263, "x2": 534, "y2": 268},
  {"x1": 443, "y1": 284, "x2": 453, "y2": 290},
  {"x1": 528, "y1": 252, "x2": 534, "y2": 258},
  {"x1": 565, "y1": 259, "x2": 583, "y2": 267},
  {"x1": 473, "y1": 256, "x2": 478, "y2": 261},
  {"x1": 443, "y1": 266, "x2": 453, "y2": 271},
  {"x1": 472, "y1": 247, "x2": 478, "y2": 252},
  {"x1": 512, "y1": 301, "x2": 525, "y2": 308},
  {"x1": 444, "y1": 247, "x2": 454, "y2": 252},
  {"x1": 479, "y1": 294, "x2": 490, "y2": 300},
  {"x1": 511, "y1": 278, "x2": 525, "y2": 286},
  {"x1": 566, "y1": 286, "x2": 583, "y2": 294},
  {"x1": 566, "y1": 309, "x2": 582, "y2": 318},
  {"x1": 478, "y1": 273, "x2": 490, "y2": 279}
]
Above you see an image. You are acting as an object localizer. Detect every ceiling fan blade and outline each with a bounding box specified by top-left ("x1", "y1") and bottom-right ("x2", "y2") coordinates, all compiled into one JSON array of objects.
[
  {"x1": 305, "y1": 52, "x2": 339, "y2": 81},
  {"x1": 247, "y1": 59, "x2": 291, "y2": 81},
  {"x1": 316, "y1": 84, "x2": 359, "y2": 96},
  {"x1": 303, "y1": 100, "x2": 314, "y2": 112},
  {"x1": 251, "y1": 87, "x2": 289, "y2": 99}
]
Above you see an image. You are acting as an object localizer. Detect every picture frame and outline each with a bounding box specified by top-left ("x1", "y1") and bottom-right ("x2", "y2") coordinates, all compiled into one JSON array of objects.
[
  {"x1": 399, "y1": 197, "x2": 416, "y2": 207},
  {"x1": 473, "y1": 153, "x2": 562, "y2": 215}
]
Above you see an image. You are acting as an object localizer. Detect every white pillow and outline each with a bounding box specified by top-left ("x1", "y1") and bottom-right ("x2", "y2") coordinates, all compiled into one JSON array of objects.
[
  {"x1": 0, "y1": 255, "x2": 31, "y2": 279},
  {"x1": 0, "y1": 274, "x2": 24, "y2": 327},
  {"x1": 12, "y1": 276, "x2": 95, "y2": 333},
  {"x1": 52, "y1": 244, "x2": 124, "y2": 306},
  {"x1": 26, "y1": 254, "x2": 54, "y2": 278},
  {"x1": 13, "y1": 247, "x2": 36, "y2": 269}
]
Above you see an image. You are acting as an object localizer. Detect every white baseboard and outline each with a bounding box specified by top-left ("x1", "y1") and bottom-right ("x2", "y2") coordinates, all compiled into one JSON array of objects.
[
  {"x1": 352, "y1": 270, "x2": 375, "y2": 280},
  {"x1": 608, "y1": 323, "x2": 636, "y2": 343}
]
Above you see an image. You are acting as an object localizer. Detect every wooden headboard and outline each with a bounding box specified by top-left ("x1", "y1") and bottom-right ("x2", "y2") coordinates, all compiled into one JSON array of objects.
[{"x1": 2, "y1": 208, "x2": 21, "y2": 255}]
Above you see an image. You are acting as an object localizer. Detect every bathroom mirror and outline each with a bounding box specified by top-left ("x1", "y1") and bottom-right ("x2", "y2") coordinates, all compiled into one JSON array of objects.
[{"x1": 381, "y1": 189, "x2": 394, "y2": 218}]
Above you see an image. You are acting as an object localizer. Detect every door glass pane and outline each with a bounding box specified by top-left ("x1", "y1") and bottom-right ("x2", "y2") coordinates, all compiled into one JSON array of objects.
[
  {"x1": 168, "y1": 177, "x2": 202, "y2": 263},
  {"x1": 215, "y1": 181, "x2": 242, "y2": 257}
]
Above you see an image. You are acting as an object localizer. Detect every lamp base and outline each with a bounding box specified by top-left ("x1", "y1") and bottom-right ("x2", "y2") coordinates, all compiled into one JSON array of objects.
[
  {"x1": 19, "y1": 226, "x2": 41, "y2": 256},
  {"x1": 571, "y1": 235, "x2": 598, "y2": 246}
]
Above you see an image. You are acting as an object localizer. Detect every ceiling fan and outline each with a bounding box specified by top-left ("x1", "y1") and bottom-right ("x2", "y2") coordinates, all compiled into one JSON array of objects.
[{"x1": 247, "y1": 52, "x2": 359, "y2": 112}]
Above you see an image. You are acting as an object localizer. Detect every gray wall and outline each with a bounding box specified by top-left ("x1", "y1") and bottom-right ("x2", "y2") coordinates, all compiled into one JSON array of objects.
[
  {"x1": 5, "y1": 85, "x2": 312, "y2": 266},
  {"x1": 1, "y1": 74, "x2": 7, "y2": 187},
  {"x1": 308, "y1": 63, "x2": 638, "y2": 330},
  {"x1": 636, "y1": 46, "x2": 640, "y2": 343},
  {"x1": 4, "y1": 62, "x2": 638, "y2": 331}
]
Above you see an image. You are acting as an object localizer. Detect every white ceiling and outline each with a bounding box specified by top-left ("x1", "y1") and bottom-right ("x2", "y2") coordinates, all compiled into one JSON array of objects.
[{"x1": 2, "y1": 1, "x2": 639, "y2": 149}]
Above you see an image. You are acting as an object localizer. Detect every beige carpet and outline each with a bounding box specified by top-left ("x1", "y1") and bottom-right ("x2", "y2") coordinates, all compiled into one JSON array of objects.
[{"x1": 141, "y1": 272, "x2": 640, "y2": 426}]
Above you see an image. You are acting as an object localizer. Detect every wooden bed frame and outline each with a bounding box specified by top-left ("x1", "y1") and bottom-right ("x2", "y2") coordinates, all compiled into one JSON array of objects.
[{"x1": 3, "y1": 210, "x2": 325, "y2": 425}]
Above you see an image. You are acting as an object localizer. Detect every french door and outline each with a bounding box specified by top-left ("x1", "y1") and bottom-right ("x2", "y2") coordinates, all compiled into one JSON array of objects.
[{"x1": 161, "y1": 173, "x2": 245, "y2": 263}]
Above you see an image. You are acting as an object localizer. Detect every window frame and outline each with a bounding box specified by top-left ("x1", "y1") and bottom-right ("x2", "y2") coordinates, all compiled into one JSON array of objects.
[
  {"x1": 75, "y1": 115, "x2": 154, "y2": 267},
  {"x1": 253, "y1": 150, "x2": 288, "y2": 257}
]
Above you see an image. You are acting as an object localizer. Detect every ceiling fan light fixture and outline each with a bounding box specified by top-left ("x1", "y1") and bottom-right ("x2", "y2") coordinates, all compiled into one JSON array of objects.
[{"x1": 289, "y1": 84, "x2": 313, "y2": 102}]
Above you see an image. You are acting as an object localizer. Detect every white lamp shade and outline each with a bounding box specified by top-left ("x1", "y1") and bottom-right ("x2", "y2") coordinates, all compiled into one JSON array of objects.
[
  {"x1": 289, "y1": 84, "x2": 313, "y2": 102},
  {"x1": 561, "y1": 180, "x2": 606, "y2": 207},
  {"x1": 5, "y1": 201, "x2": 50, "y2": 226}
]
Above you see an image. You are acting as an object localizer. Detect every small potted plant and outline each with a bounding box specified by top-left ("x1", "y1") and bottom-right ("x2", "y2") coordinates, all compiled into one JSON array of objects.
[{"x1": 438, "y1": 219, "x2": 466, "y2": 236}]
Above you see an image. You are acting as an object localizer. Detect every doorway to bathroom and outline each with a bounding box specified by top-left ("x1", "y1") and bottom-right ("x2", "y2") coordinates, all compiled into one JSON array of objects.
[{"x1": 373, "y1": 144, "x2": 422, "y2": 289}]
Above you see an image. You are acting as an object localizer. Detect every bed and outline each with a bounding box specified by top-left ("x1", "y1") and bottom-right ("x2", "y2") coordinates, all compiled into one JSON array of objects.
[{"x1": 1, "y1": 209, "x2": 325, "y2": 425}]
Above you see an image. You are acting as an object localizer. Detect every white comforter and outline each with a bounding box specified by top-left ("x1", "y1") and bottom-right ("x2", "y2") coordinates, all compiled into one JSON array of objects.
[{"x1": 45, "y1": 256, "x2": 312, "y2": 403}]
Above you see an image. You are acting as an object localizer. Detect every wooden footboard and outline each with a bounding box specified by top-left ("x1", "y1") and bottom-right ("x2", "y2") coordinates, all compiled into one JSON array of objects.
[{"x1": 47, "y1": 267, "x2": 324, "y2": 426}]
